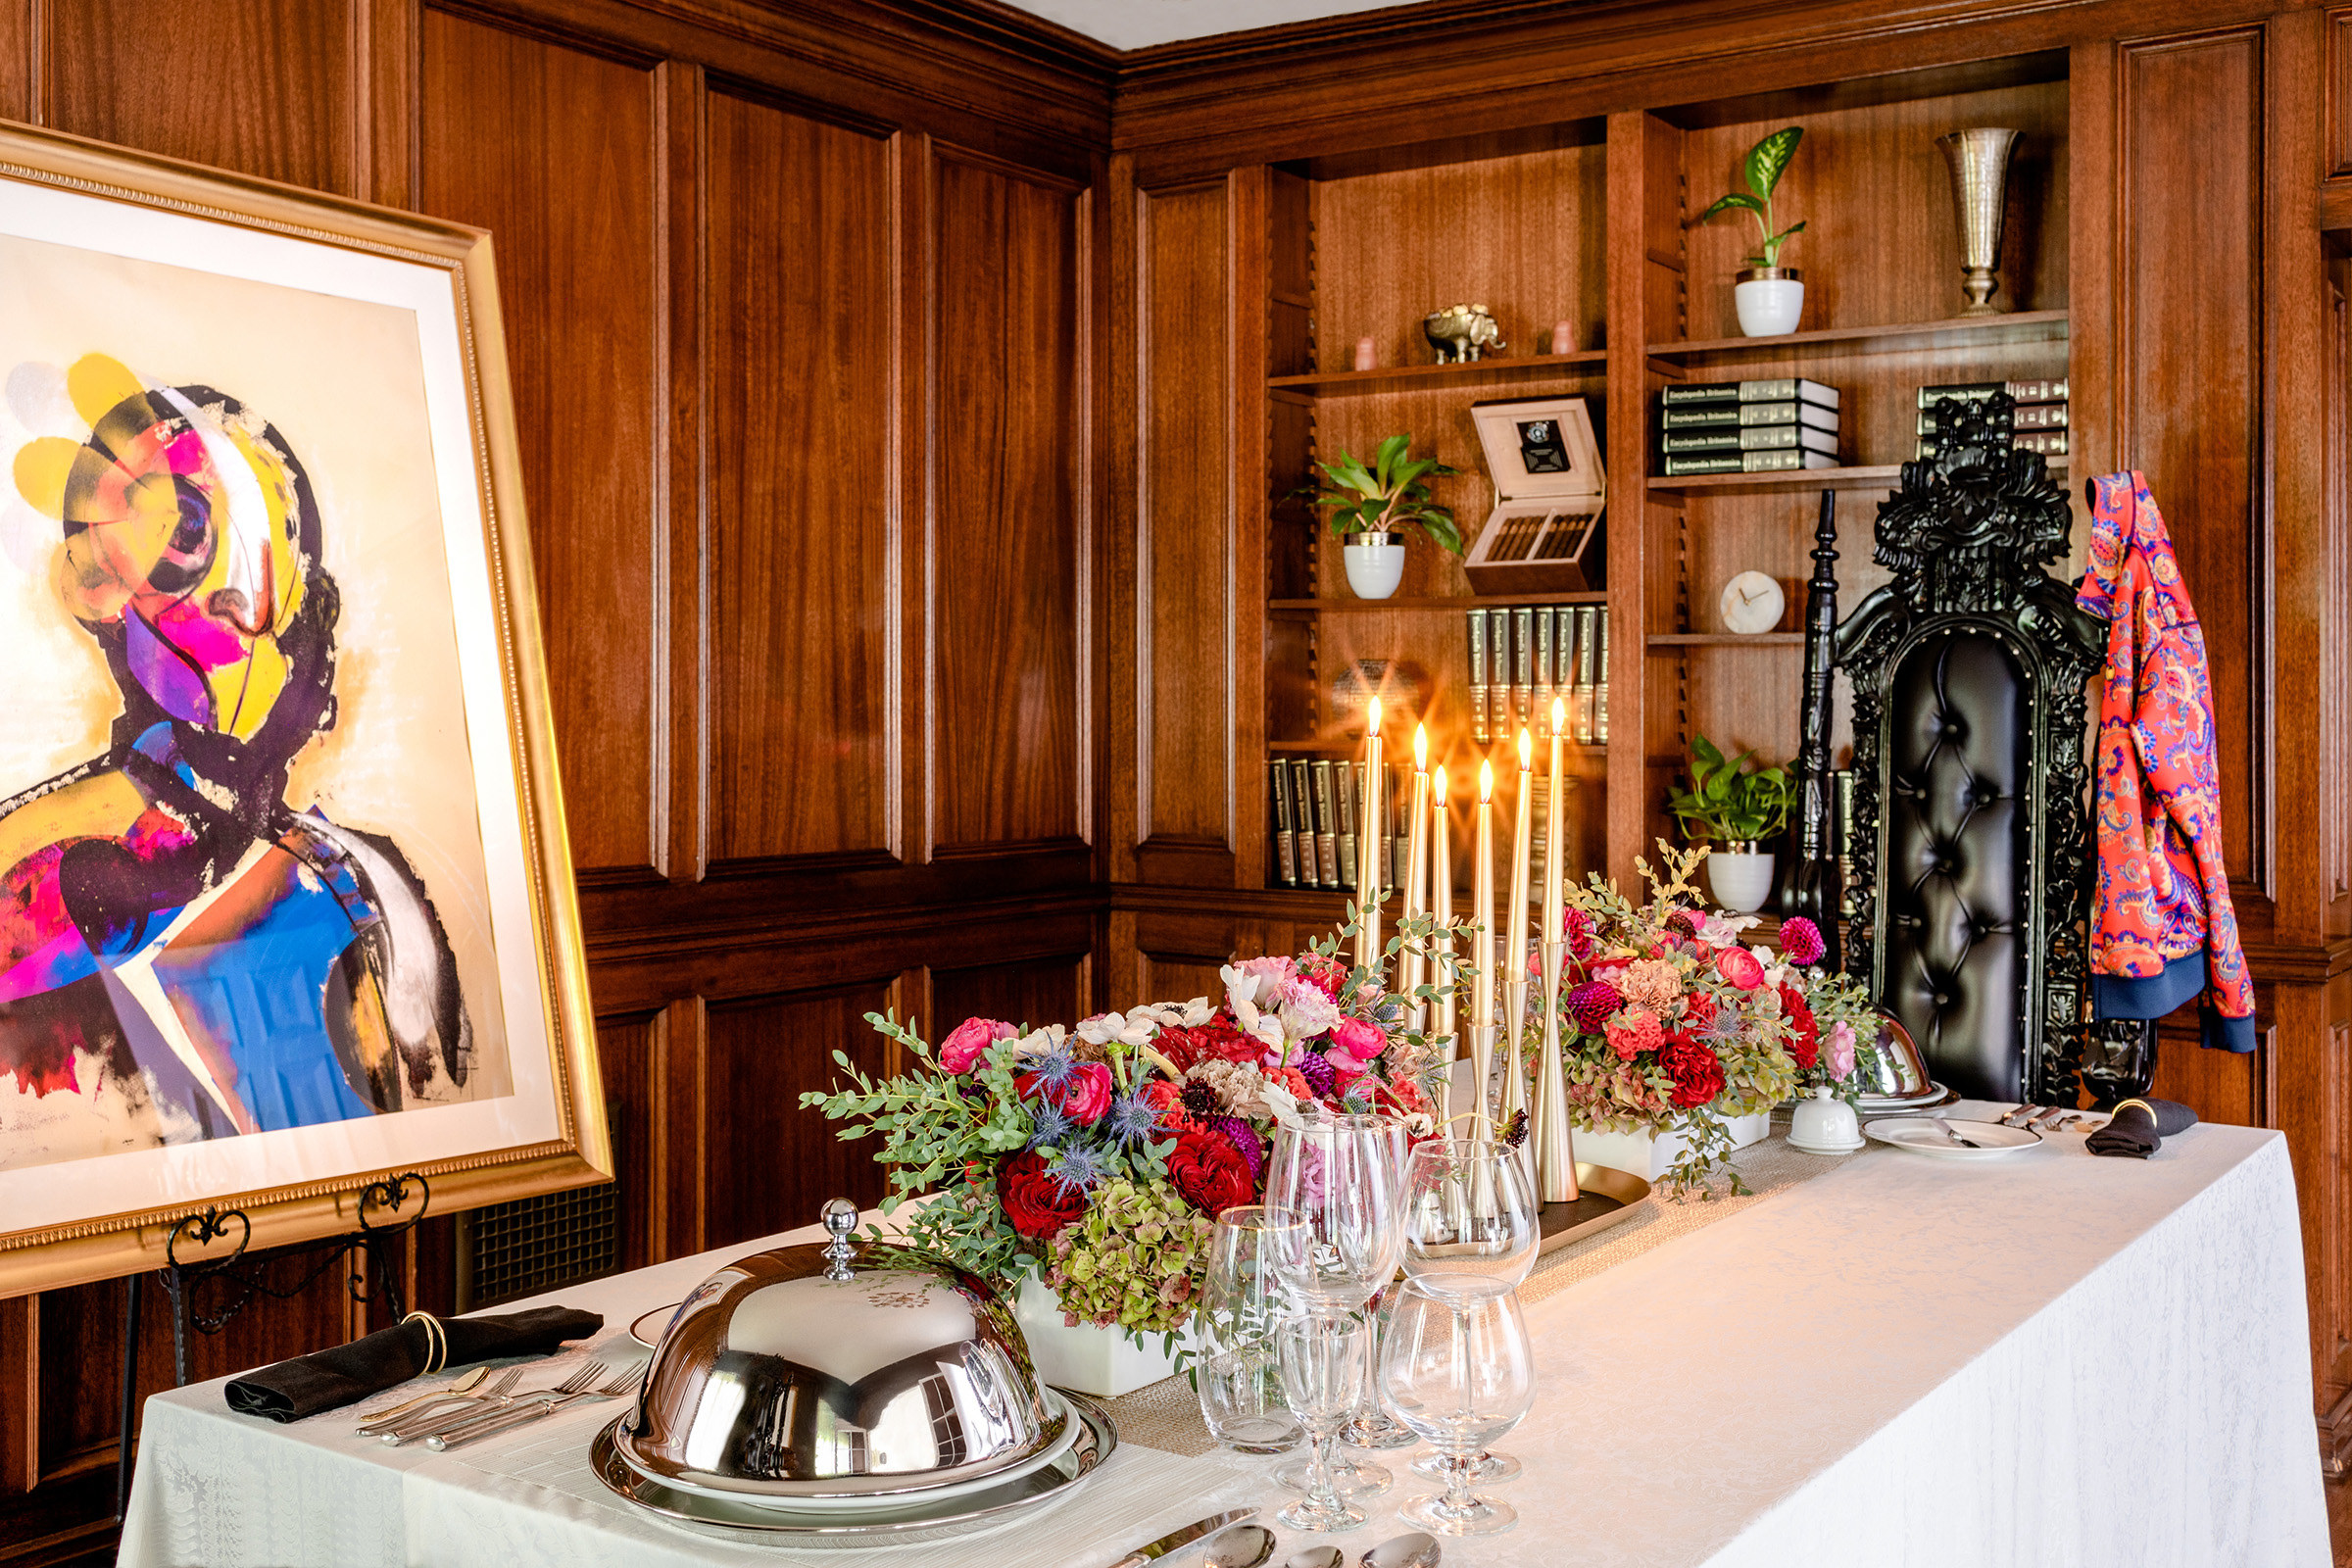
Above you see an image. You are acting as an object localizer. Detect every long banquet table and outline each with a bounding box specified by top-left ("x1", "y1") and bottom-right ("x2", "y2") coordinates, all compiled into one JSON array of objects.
[{"x1": 120, "y1": 1107, "x2": 2330, "y2": 1567}]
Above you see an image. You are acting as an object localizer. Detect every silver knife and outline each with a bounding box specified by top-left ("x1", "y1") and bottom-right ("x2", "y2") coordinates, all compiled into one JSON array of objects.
[
  {"x1": 2001, "y1": 1104, "x2": 2043, "y2": 1128},
  {"x1": 1109, "y1": 1509, "x2": 1259, "y2": 1568}
]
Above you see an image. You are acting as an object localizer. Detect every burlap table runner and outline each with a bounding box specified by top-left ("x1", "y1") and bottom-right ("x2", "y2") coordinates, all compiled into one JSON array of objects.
[{"x1": 1105, "y1": 1121, "x2": 1851, "y2": 1455}]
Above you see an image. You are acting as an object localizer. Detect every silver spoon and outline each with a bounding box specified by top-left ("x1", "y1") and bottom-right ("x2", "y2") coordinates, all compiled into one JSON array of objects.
[
  {"x1": 1284, "y1": 1549, "x2": 1346, "y2": 1568},
  {"x1": 1201, "y1": 1525, "x2": 1276, "y2": 1568},
  {"x1": 1362, "y1": 1533, "x2": 1441, "y2": 1568}
]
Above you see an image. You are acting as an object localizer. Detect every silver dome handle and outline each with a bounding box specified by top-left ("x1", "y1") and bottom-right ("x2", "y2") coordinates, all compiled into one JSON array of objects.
[{"x1": 820, "y1": 1198, "x2": 859, "y2": 1280}]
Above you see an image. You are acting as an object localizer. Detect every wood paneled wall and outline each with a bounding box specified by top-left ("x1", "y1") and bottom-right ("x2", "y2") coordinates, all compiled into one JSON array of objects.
[{"x1": 0, "y1": 0, "x2": 1109, "y2": 1557}]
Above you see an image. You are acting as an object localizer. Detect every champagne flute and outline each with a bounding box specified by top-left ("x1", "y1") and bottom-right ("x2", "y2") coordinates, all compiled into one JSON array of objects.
[
  {"x1": 1196, "y1": 1205, "x2": 1307, "y2": 1454},
  {"x1": 1264, "y1": 1114, "x2": 1404, "y2": 1532},
  {"x1": 1398, "y1": 1137, "x2": 1538, "y2": 1483},
  {"x1": 1382, "y1": 1277, "x2": 1536, "y2": 1536}
]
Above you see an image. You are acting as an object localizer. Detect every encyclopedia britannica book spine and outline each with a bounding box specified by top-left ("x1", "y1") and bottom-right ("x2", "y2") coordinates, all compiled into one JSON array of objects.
[
  {"x1": 1468, "y1": 607, "x2": 1490, "y2": 745},
  {"x1": 1334, "y1": 758, "x2": 1359, "y2": 897},
  {"x1": 1535, "y1": 606, "x2": 1555, "y2": 739},
  {"x1": 1310, "y1": 760, "x2": 1340, "y2": 890},
  {"x1": 1511, "y1": 606, "x2": 1536, "y2": 739},
  {"x1": 1270, "y1": 758, "x2": 1298, "y2": 888}
]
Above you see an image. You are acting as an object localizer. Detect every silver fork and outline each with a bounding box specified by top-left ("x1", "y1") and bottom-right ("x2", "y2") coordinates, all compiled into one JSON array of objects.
[
  {"x1": 421, "y1": 1369, "x2": 643, "y2": 1450},
  {"x1": 380, "y1": 1361, "x2": 606, "y2": 1446},
  {"x1": 358, "y1": 1365, "x2": 524, "y2": 1438}
]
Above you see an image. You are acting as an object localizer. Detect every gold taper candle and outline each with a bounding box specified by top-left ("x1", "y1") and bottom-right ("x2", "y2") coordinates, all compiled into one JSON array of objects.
[
  {"x1": 1500, "y1": 726, "x2": 1534, "y2": 1134},
  {"x1": 1544, "y1": 697, "x2": 1567, "y2": 949},
  {"x1": 1355, "y1": 697, "x2": 1384, "y2": 971},
  {"x1": 1535, "y1": 697, "x2": 1577, "y2": 1203},
  {"x1": 1431, "y1": 762, "x2": 1454, "y2": 1052},
  {"x1": 1471, "y1": 760, "x2": 1496, "y2": 1132},
  {"x1": 1400, "y1": 724, "x2": 1431, "y2": 1019}
]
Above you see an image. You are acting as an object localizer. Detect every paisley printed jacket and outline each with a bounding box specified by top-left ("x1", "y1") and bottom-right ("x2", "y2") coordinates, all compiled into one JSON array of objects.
[{"x1": 2076, "y1": 471, "x2": 2255, "y2": 1052}]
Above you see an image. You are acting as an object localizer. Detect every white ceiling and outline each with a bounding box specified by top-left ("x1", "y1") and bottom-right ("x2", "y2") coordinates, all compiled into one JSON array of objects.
[{"x1": 1002, "y1": 0, "x2": 1415, "y2": 50}]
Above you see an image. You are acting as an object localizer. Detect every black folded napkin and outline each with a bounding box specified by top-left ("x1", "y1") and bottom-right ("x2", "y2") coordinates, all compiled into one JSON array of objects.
[
  {"x1": 2086, "y1": 1098, "x2": 2199, "y2": 1159},
  {"x1": 224, "y1": 1305, "x2": 603, "y2": 1422}
]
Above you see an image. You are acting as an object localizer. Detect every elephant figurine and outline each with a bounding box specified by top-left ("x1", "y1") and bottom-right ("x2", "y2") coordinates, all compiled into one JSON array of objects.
[{"x1": 1424, "y1": 303, "x2": 1506, "y2": 364}]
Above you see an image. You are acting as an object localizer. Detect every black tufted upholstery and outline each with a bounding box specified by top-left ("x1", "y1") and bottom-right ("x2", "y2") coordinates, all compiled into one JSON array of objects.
[{"x1": 1879, "y1": 630, "x2": 2029, "y2": 1102}]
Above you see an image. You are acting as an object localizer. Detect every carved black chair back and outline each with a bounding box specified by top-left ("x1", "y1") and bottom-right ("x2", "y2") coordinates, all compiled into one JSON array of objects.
[{"x1": 1830, "y1": 398, "x2": 2108, "y2": 1104}]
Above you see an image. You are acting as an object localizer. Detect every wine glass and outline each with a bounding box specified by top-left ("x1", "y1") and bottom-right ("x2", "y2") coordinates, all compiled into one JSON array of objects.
[
  {"x1": 1381, "y1": 1277, "x2": 1536, "y2": 1535},
  {"x1": 1263, "y1": 1114, "x2": 1404, "y2": 1532},
  {"x1": 1398, "y1": 1137, "x2": 1538, "y2": 1484},
  {"x1": 1337, "y1": 1115, "x2": 1416, "y2": 1453},
  {"x1": 1195, "y1": 1205, "x2": 1306, "y2": 1454}
]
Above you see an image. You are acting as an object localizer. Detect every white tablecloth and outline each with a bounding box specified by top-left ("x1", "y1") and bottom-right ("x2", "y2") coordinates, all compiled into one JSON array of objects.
[{"x1": 121, "y1": 1109, "x2": 2330, "y2": 1567}]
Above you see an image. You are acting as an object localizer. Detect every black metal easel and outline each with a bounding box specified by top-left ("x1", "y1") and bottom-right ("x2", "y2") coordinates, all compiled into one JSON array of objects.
[{"x1": 114, "y1": 1172, "x2": 430, "y2": 1521}]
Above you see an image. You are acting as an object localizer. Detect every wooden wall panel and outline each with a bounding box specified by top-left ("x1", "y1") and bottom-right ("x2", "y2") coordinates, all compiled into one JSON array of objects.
[
  {"x1": 593, "y1": 1012, "x2": 662, "y2": 1273},
  {"x1": 2332, "y1": 9, "x2": 2352, "y2": 177},
  {"x1": 1135, "y1": 181, "x2": 1233, "y2": 860},
  {"x1": 929, "y1": 953, "x2": 1089, "y2": 1033},
  {"x1": 39, "y1": 0, "x2": 357, "y2": 193},
  {"x1": 2116, "y1": 28, "x2": 2268, "y2": 897},
  {"x1": 706, "y1": 91, "x2": 897, "y2": 867},
  {"x1": 933, "y1": 153, "x2": 1086, "y2": 855},
  {"x1": 418, "y1": 13, "x2": 664, "y2": 876},
  {"x1": 702, "y1": 979, "x2": 894, "y2": 1248}
]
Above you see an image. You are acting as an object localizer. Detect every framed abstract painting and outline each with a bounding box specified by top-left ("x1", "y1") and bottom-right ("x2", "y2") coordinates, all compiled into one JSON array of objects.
[{"x1": 0, "y1": 124, "x2": 609, "y2": 1294}]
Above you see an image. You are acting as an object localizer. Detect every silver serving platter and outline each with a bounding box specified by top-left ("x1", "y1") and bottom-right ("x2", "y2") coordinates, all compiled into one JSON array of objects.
[{"x1": 588, "y1": 1393, "x2": 1117, "y2": 1545}]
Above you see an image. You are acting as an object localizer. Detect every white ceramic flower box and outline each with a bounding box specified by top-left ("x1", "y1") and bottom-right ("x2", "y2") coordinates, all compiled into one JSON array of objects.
[
  {"x1": 1013, "y1": 1275, "x2": 1194, "y2": 1397},
  {"x1": 1446, "y1": 1055, "x2": 1770, "y2": 1183}
]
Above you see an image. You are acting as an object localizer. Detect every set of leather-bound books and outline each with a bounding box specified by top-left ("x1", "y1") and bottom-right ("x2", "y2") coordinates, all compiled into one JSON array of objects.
[
  {"x1": 1914, "y1": 378, "x2": 2069, "y2": 459},
  {"x1": 1467, "y1": 603, "x2": 1610, "y2": 747},
  {"x1": 1267, "y1": 758, "x2": 1409, "y2": 893}
]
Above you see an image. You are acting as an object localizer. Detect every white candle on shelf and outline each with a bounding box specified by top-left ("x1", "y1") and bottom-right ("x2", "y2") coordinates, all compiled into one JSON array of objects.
[
  {"x1": 1432, "y1": 762, "x2": 1454, "y2": 1052},
  {"x1": 1355, "y1": 697, "x2": 1385, "y2": 972},
  {"x1": 1401, "y1": 723, "x2": 1431, "y2": 1017}
]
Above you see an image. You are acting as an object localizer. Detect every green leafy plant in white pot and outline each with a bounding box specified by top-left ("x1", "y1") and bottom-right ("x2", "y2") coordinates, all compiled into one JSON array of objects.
[
  {"x1": 1303, "y1": 434, "x2": 1463, "y2": 599},
  {"x1": 1692, "y1": 126, "x2": 1808, "y2": 337},
  {"x1": 1668, "y1": 734, "x2": 1791, "y2": 912}
]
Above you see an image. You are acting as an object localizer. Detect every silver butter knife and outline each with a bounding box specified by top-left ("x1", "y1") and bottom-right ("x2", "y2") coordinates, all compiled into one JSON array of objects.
[{"x1": 1110, "y1": 1508, "x2": 1260, "y2": 1568}]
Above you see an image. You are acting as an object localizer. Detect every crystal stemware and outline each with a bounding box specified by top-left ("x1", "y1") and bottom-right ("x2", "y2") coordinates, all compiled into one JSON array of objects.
[
  {"x1": 1196, "y1": 1205, "x2": 1307, "y2": 1455},
  {"x1": 1382, "y1": 1276, "x2": 1536, "y2": 1536},
  {"x1": 1264, "y1": 1113, "x2": 1405, "y2": 1531},
  {"x1": 1397, "y1": 1137, "x2": 1538, "y2": 1484}
]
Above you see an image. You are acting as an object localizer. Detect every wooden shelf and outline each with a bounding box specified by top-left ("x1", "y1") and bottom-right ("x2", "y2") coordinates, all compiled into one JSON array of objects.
[
  {"x1": 1644, "y1": 310, "x2": 2070, "y2": 368},
  {"x1": 1267, "y1": 737, "x2": 1609, "y2": 755},
  {"x1": 1648, "y1": 633, "x2": 1805, "y2": 647},
  {"x1": 1269, "y1": 592, "x2": 1609, "y2": 613},
  {"x1": 1268, "y1": 352, "x2": 1606, "y2": 397},
  {"x1": 1647, "y1": 457, "x2": 2068, "y2": 496}
]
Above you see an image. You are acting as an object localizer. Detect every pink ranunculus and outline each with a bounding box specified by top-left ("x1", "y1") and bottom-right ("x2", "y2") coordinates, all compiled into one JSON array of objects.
[
  {"x1": 1325, "y1": 1014, "x2": 1386, "y2": 1070},
  {"x1": 940, "y1": 1016, "x2": 1016, "y2": 1073},
  {"x1": 1826, "y1": 1020, "x2": 1858, "y2": 1081},
  {"x1": 1238, "y1": 955, "x2": 1298, "y2": 989},
  {"x1": 1059, "y1": 1062, "x2": 1115, "y2": 1125},
  {"x1": 1603, "y1": 1007, "x2": 1663, "y2": 1060},
  {"x1": 1714, "y1": 946, "x2": 1766, "y2": 992}
]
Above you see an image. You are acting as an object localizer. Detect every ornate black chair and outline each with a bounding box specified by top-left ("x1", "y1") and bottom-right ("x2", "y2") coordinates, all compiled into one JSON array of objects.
[{"x1": 1818, "y1": 399, "x2": 2136, "y2": 1105}]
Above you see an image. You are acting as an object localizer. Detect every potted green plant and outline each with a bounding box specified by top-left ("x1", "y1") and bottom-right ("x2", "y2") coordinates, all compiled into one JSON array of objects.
[
  {"x1": 1667, "y1": 733, "x2": 1791, "y2": 912},
  {"x1": 1691, "y1": 125, "x2": 1808, "y2": 337},
  {"x1": 1303, "y1": 434, "x2": 1463, "y2": 599}
]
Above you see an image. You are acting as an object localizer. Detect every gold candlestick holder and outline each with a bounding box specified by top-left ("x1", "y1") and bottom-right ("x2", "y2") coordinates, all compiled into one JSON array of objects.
[
  {"x1": 1466, "y1": 1022, "x2": 1494, "y2": 1139},
  {"x1": 1498, "y1": 976, "x2": 1528, "y2": 1140},
  {"x1": 1533, "y1": 941, "x2": 1578, "y2": 1204}
]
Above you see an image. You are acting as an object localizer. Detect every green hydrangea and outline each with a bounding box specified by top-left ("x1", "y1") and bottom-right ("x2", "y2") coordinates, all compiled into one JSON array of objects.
[{"x1": 1042, "y1": 1178, "x2": 1213, "y2": 1336}]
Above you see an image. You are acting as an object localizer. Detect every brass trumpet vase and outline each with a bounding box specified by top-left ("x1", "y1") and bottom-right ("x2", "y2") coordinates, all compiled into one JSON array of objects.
[{"x1": 1937, "y1": 127, "x2": 2021, "y2": 317}]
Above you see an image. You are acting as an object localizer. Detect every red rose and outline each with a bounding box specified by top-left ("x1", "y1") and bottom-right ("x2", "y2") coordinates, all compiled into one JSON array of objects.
[
  {"x1": 998, "y1": 1150, "x2": 1086, "y2": 1240},
  {"x1": 1297, "y1": 953, "x2": 1347, "y2": 1000},
  {"x1": 1166, "y1": 1128, "x2": 1255, "y2": 1217},
  {"x1": 1658, "y1": 1039, "x2": 1726, "y2": 1109},
  {"x1": 1778, "y1": 984, "x2": 1820, "y2": 1070},
  {"x1": 1156, "y1": 1014, "x2": 1261, "y2": 1071}
]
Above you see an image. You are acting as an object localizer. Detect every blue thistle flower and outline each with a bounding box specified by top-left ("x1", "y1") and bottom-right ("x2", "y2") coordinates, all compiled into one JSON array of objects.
[
  {"x1": 1047, "y1": 1141, "x2": 1110, "y2": 1200},
  {"x1": 1703, "y1": 1009, "x2": 1745, "y2": 1050},
  {"x1": 1027, "y1": 1044, "x2": 1082, "y2": 1092},
  {"x1": 1105, "y1": 1092, "x2": 1159, "y2": 1147},
  {"x1": 1026, "y1": 1099, "x2": 1073, "y2": 1150}
]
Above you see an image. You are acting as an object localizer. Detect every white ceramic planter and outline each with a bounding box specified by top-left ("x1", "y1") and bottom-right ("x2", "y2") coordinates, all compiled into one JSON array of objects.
[
  {"x1": 1445, "y1": 1057, "x2": 1769, "y2": 1183},
  {"x1": 1013, "y1": 1275, "x2": 1192, "y2": 1397},
  {"x1": 1342, "y1": 531, "x2": 1406, "y2": 599},
  {"x1": 1733, "y1": 268, "x2": 1805, "y2": 337},
  {"x1": 1788, "y1": 1086, "x2": 1864, "y2": 1154},
  {"x1": 1706, "y1": 847, "x2": 1777, "y2": 913}
]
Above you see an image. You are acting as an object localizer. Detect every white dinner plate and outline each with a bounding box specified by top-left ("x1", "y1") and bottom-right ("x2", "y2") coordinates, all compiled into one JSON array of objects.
[
  {"x1": 1863, "y1": 1116, "x2": 2043, "y2": 1158},
  {"x1": 629, "y1": 1302, "x2": 682, "y2": 1349}
]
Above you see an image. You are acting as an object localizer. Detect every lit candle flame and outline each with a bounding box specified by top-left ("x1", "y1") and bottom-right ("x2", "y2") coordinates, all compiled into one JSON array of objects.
[
  {"x1": 1479, "y1": 758, "x2": 1495, "y2": 803},
  {"x1": 1517, "y1": 726, "x2": 1534, "y2": 770},
  {"x1": 1432, "y1": 762, "x2": 1448, "y2": 804},
  {"x1": 1368, "y1": 695, "x2": 1383, "y2": 733},
  {"x1": 1551, "y1": 695, "x2": 1568, "y2": 733},
  {"x1": 1413, "y1": 722, "x2": 1429, "y2": 772}
]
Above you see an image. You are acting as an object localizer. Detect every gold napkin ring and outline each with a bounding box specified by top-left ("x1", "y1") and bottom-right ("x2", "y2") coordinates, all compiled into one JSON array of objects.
[
  {"x1": 2109, "y1": 1098, "x2": 2155, "y2": 1122},
  {"x1": 403, "y1": 1309, "x2": 448, "y2": 1373}
]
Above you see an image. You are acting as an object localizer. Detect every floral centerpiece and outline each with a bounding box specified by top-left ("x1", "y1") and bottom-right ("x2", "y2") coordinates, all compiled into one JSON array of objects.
[
  {"x1": 803, "y1": 930, "x2": 1451, "y2": 1348},
  {"x1": 1534, "y1": 844, "x2": 1880, "y2": 1195}
]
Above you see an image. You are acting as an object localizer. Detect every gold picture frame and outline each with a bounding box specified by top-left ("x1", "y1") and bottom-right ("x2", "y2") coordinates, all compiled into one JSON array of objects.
[{"x1": 0, "y1": 123, "x2": 609, "y2": 1296}]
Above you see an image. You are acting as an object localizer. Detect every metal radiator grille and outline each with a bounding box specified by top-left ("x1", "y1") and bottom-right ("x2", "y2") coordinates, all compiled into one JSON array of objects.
[{"x1": 457, "y1": 1181, "x2": 618, "y2": 1310}]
